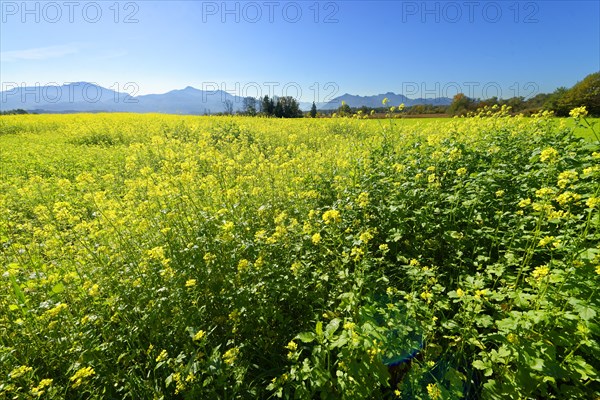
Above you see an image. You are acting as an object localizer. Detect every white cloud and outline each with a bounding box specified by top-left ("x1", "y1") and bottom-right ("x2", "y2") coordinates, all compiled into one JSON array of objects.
[{"x1": 1, "y1": 44, "x2": 78, "y2": 62}]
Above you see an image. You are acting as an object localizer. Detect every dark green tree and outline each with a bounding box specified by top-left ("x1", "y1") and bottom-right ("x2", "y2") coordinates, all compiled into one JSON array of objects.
[
  {"x1": 279, "y1": 96, "x2": 303, "y2": 118},
  {"x1": 337, "y1": 101, "x2": 351, "y2": 116},
  {"x1": 544, "y1": 87, "x2": 570, "y2": 116},
  {"x1": 261, "y1": 95, "x2": 275, "y2": 116},
  {"x1": 310, "y1": 102, "x2": 317, "y2": 118},
  {"x1": 448, "y1": 93, "x2": 474, "y2": 116},
  {"x1": 242, "y1": 97, "x2": 257, "y2": 116},
  {"x1": 562, "y1": 72, "x2": 600, "y2": 116}
]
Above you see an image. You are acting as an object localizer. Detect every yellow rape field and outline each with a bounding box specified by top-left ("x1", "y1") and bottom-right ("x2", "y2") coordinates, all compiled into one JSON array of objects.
[{"x1": 0, "y1": 110, "x2": 599, "y2": 399}]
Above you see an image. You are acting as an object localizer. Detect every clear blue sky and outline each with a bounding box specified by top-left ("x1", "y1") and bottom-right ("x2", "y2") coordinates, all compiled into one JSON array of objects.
[{"x1": 1, "y1": 1, "x2": 599, "y2": 102}]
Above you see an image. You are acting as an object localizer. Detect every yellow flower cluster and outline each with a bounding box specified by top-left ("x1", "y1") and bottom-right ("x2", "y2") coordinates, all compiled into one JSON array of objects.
[
  {"x1": 427, "y1": 383, "x2": 442, "y2": 400},
  {"x1": 185, "y1": 279, "x2": 197, "y2": 287},
  {"x1": 556, "y1": 191, "x2": 581, "y2": 207},
  {"x1": 569, "y1": 106, "x2": 588, "y2": 118},
  {"x1": 357, "y1": 191, "x2": 370, "y2": 208},
  {"x1": 322, "y1": 209, "x2": 341, "y2": 224},
  {"x1": 532, "y1": 265, "x2": 550, "y2": 280},
  {"x1": 518, "y1": 198, "x2": 531, "y2": 207},
  {"x1": 30, "y1": 378, "x2": 53, "y2": 397},
  {"x1": 70, "y1": 366, "x2": 95, "y2": 388},
  {"x1": 557, "y1": 170, "x2": 578, "y2": 189},
  {"x1": 586, "y1": 197, "x2": 600, "y2": 209},
  {"x1": 156, "y1": 349, "x2": 168, "y2": 363},
  {"x1": 193, "y1": 330, "x2": 206, "y2": 341},
  {"x1": 535, "y1": 187, "x2": 555, "y2": 198},
  {"x1": 9, "y1": 365, "x2": 33, "y2": 379},
  {"x1": 311, "y1": 233, "x2": 322, "y2": 244},
  {"x1": 223, "y1": 347, "x2": 239, "y2": 366},
  {"x1": 538, "y1": 236, "x2": 556, "y2": 247},
  {"x1": 44, "y1": 303, "x2": 68, "y2": 319},
  {"x1": 540, "y1": 147, "x2": 559, "y2": 163}
]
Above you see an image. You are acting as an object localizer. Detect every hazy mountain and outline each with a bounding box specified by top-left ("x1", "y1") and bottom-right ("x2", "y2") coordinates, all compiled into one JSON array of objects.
[
  {"x1": 1, "y1": 83, "x2": 452, "y2": 114},
  {"x1": 0, "y1": 83, "x2": 242, "y2": 114},
  {"x1": 321, "y1": 92, "x2": 452, "y2": 109},
  {"x1": 129, "y1": 87, "x2": 243, "y2": 114},
  {"x1": 0, "y1": 82, "x2": 133, "y2": 112}
]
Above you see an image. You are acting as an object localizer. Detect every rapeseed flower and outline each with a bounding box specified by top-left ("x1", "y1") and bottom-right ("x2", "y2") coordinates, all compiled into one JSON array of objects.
[
  {"x1": 322, "y1": 209, "x2": 341, "y2": 224},
  {"x1": 156, "y1": 349, "x2": 168, "y2": 363},
  {"x1": 557, "y1": 170, "x2": 578, "y2": 188},
  {"x1": 532, "y1": 265, "x2": 550, "y2": 280},
  {"x1": 538, "y1": 236, "x2": 555, "y2": 247},
  {"x1": 311, "y1": 233, "x2": 321, "y2": 244},
  {"x1": 31, "y1": 379, "x2": 53, "y2": 397},
  {"x1": 427, "y1": 383, "x2": 441, "y2": 400},
  {"x1": 193, "y1": 330, "x2": 206, "y2": 341},
  {"x1": 223, "y1": 347, "x2": 239, "y2": 366},
  {"x1": 569, "y1": 106, "x2": 588, "y2": 118},
  {"x1": 540, "y1": 147, "x2": 559, "y2": 163},
  {"x1": 357, "y1": 191, "x2": 369, "y2": 208},
  {"x1": 70, "y1": 366, "x2": 95, "y2": 388},
  {"x1": 518, "y1": 198, "x2": 531, "y2": 207},
  {"x1": 586, "y1": 197, "x2": 600, "y2": 208},
  {"x1": 185, "y1": 279, "x2": 197, "y2": 287},
  {"x1": 9, "y1": 365, "x2": 33, "y2": 379}
]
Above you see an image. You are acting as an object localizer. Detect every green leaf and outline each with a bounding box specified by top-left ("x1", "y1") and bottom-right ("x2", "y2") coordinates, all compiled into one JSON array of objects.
[
  {"x1": 297, "y1": 332, "x2": 316, "y2": 343},
  {"x1": 475, "y1": 314, "x2": 494, "y2": 328},
  {"x1": 568, "y1": 356, "x2": 596, "y2": 380},
  {"x1": 569, "y1": 298, "x2": 597, "y2": 321},
  {"x1": 52, "y1": 282, "x2": 65, "y2": 294},
  {"x1": 576, "y1": 305, "x2": 596, "y2": 321},
  {"x1": 577, "y1": 247, "x2": 599, "y2": 262},
  {"x1": 329, "y1": 336, "x2": 348, "y2": 349},
  {"x1": 325, "y1": 318, "x2": 341, "y2": 338},
  {"x1": 528, "y1": 357, "x2": 545, "y2": 372},
  {"x1": 473, "y1": 359, "x2": 493, "y2": 376},
  {"x1": 10, "y1": 275, "x2": 26, "y2": 305}
]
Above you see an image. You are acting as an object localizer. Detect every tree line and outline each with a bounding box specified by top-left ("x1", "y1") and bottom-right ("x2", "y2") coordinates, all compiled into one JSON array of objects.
[
  {"x1": 325, "y1": 71, "x2": 599, "y2": 118},
  {"x1": 445, "y1": 71, "x2": 599, "y2": 117},
  {"x1": 236, "y1": 95, "x2": 306, "y2": 118},
  {"x1": 0, "y1": 109, "x2": 29, "y2": 115}
]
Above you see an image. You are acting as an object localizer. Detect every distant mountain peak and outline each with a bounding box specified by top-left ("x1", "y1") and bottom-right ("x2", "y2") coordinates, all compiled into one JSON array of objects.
[
  {"x1": 321, "y1": 92, "x2": 451, "y2": 110},
  {"x1": 1, "y1": 82, "x2": 452, "y2": 114}
]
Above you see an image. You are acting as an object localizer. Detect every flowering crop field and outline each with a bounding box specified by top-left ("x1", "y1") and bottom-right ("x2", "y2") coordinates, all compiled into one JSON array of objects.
[{"x1": 1, "y1": 110, "x2": 599, "y2": 399}]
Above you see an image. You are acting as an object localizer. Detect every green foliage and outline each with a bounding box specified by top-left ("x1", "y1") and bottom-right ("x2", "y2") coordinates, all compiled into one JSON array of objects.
[
  {"x1": 448, "y1": 93, "x2": 475, "y2": 116},
  {"x1": 562, "y1": 72, "x2": 600, "y2": 116},
  {"x1": 310, "y1": 102, "x2": 318, "y2": 118},
  {"x1": 0, "y1": 111, "x2": 599, "y2": 399},
  {"x1": 260, "y1": 95, "x2": 303, "y2": 118},
  {"x1": 0, "y1": 109, "x2": 29, "y2": 115},
  {"x1": 337, "y1": 102, "x2": 352, "y2": 117},
  {"x1": 545, "y1": 72, "x2": 600, "y2": 117}
]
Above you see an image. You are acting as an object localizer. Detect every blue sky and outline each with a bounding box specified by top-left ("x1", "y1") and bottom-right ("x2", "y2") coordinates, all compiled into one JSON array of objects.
[{"x1": 1, "y1": 1, "x2": 599, "y2": 102}]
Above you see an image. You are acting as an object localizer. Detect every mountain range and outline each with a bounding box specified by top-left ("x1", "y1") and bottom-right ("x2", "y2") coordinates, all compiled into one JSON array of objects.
[{"x1": 1, "y1": 82, "x2": 451, "y2": 114}]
